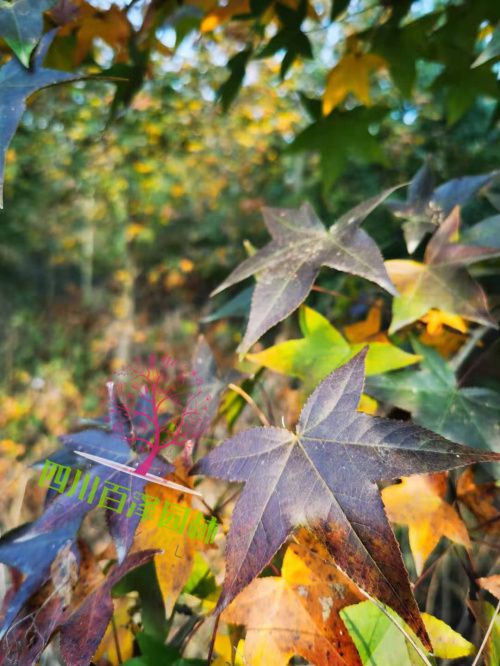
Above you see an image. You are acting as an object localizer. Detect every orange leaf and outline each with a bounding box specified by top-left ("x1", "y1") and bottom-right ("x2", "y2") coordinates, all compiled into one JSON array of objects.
[
  {"x1": 222, "y1": 530, "x2": 363, "y2": 666},
  {"x1": 343, "y1": 300, "x2": 387, "y2": 343},
  {"x1": 477, "y1": 575, "x2": 500, "y2": 600}
]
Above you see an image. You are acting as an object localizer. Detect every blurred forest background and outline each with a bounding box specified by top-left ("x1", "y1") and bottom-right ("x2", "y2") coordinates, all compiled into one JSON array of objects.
[{"x1": 1, "y1": 0, "x2": 499, "y2": 454}]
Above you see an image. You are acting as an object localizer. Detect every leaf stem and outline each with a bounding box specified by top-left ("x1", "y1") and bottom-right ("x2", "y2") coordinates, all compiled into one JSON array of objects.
[
  {"x1": 450, "y1": 325, "x2": 489, "y2": 374},
  {"x1": 111, "y1": 614, "x2": 123, "y2": 665},
  {"x1": 311, "y1": 284, "x2": 343, "y2": 298},
  {"x1": 228, "y1": 383, "x2": 270, "y2": 426},
  {"x1": 207, "y1": 613, "x2": 220, "y2": 664},
  {"x1": 471, "y1": 599, "x2": 500, "y2": 666}
]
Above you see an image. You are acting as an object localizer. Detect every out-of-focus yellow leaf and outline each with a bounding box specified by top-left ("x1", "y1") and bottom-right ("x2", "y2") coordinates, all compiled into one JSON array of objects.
[
  {"x1": 382, "y1": 473, "x2": 470, "y2": 574},
  {"x1": 60, "y1": 1, "x2": 131, "y2": 64},
  {"x1": 344, "y1": 300, "x2": 386, "y2": 343},
  {"x1": 200, "y1": 1, "x2": 239, "y2": 34},
  {"x1": 94, "y1": 596, "x2": 136, "y2": 665},
  {"x1": 420, "y1": 309, "x2": 468, "y2": 334},
  {"x1": 323, "y1": 53, "x2": 386, "y2": 115}
]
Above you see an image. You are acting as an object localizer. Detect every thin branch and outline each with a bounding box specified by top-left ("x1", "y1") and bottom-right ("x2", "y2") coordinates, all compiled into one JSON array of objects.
[
  {"x1": 413, "y1": 548, "x2": 450, "y2": 590},
  {"x1": 450, "y1": 325, "x2": 490, "y2": 374},
  {"x1": 111, "y1": 614, "x2": 123, "y2": 665},
  {"x1": 207, "y1": 613, "x2": 220, "y2": 665},
  {"x1": 311, "y1": 285, "x2": 343, "y2": 298},
  {"x1": 471, "y1": 599, "x2": 500, "y2": 666},
  {"x1": 228, "y1": 383, "x2": 270, "y2": 426}
]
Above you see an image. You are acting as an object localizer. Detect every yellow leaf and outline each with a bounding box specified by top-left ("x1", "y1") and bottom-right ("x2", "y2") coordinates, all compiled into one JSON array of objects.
[
  {"x1": 132, "y1": 461, "x2": 198, "y2": 616},
  {"x1": 179, "y1": 258, "x2": 194, "y2": 273},
  {"x1": 477, "y1": 575, "x2": 500, "y2": 600},
  {"x1": 422, "y1": 612, "x2": 476, "y2": 659},
  {"x1": 0, "y1": 439, "x2": 25, "y2": 458},
  {"x1": 323, "y1": 53, "x2": 386, "y2": 115},
  {"x1": 357, "y1": 394, "x2": 378, "y2": 415},
  {"x1": 60, "y1": 1, "x2": 131, "y2": 65},
  {"x1": 94, "y1": 597, "x2": 135, "y2": 665},
  {"x1": 201, "y1": 0, "x2": 251, "y2": 32},
  {"x1": 214, "y1": 634, "x2": 245, "y2": 666},
  {"x1": 382, "y1": 473, "x2": 470, "y2": 575},
  {"x1": 420, "y1": 309, "x2": 468, "y2": 335}
]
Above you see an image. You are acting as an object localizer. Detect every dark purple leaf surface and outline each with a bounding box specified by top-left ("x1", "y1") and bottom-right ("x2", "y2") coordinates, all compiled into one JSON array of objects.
[
  {"x1": 211, "y1": 190, "x2": 399, "y2": 353},
  {"x1": 192, "y1": 349, "x2": 499, "y2": 648}
]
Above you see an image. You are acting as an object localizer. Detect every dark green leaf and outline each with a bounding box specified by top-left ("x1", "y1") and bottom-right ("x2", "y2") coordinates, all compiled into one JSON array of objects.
[{"x1": 0, "y1": 0, "x2": 56, "y2": 67}]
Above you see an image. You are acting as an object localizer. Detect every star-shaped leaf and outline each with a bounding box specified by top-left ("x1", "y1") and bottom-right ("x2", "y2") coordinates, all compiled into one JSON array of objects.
[
  {"x1": 211, "y1": 189, "x2": 398, "y2": 354},
  {"x1": 323, "y1": 52, "x2": 387, "y2": 115},
  {"x1": 367, "y1": 339, "x2": 500, "y2": 462},
  {"x1": 191, "y1": 348, "x2": 499, "y2": 647},
  {"x1": 387, "y1": 161, "x2": 498, "y2": 252},
  {"x1": 247, "y1": 305, "x2": 420, "y2": 388},
  {"x1": 0, "y1": 0, "x2": 56, "y2": 67},
  {"x1": 0, "y1": 29, "x2": 79, "y2": 208},
  {"x1": 385, "y1": 207, "x2": 499, "y2": 332},
  {"x1": 382, "y1": 473, "x2": 470, "y2": 575}
]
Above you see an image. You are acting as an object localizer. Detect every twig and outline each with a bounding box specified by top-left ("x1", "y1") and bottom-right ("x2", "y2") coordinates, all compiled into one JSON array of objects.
[
  {"x1": 413, "y1": 549, "x2": 450, "y2": 590},
  {"x1": 311, "y1": 285, "x2": 343, "y2": 298},
  {"x1": 216, "y1": 487, "x2": 242, "y2": 512},
  {"x1": 228, "y1": 383, "x2": 270, "y2": 426},
  {"x1": 471, "y1": 599, "x2": 500, "y2": 666},
  {"x1": 111, "y1": 614, "x2": 123, "y2": 665},
  {"x1": 207, "y1": 613, "x2": 220, "y2": 665},
  {"x1": 450, "y1": 325, "x2": 490, "y2": 374}
]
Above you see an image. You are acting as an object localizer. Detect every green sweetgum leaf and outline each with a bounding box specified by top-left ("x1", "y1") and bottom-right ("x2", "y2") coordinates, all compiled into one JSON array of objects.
[
  {"x1": 289, "y1": 107, "x2": 388, "y2": 189},
  {"x1": 366, "y1": 339, "x2": 500, "y2": 462},
  {"x1": 0, "y1": 0, "x2": 56, "y2": 67},
  {"x1": 247, "y1": 305, "x2": 420, "y2": 388}
]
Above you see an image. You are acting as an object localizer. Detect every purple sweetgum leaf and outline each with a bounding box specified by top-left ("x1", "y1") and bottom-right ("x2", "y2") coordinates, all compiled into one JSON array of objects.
[
  {"x1": 191, "y1": 348, "x2": 499, "y2": 649},
  {"x1": 210, "y1": 189, "x2": 399, "y2": 354}
]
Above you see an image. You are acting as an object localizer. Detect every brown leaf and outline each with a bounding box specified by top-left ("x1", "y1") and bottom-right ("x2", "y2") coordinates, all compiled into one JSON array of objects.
[
  {"x1": 477, "y1": 576, "x2": 500, "y2": 600},
  {"x1": 457, "y1": 468, "x2": 499, "y2": 536}
]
